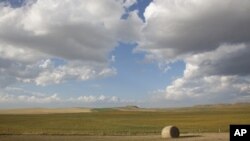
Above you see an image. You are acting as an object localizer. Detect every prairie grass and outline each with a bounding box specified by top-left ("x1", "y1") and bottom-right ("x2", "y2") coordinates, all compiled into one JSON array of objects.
[{"x1": 0, "y1": 104, "x2": 249, "y2": 135}]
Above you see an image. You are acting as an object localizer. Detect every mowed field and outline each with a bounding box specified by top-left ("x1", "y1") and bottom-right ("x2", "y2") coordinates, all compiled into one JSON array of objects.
[
  {"x1": 0, "y1": 103, "x2": 249, "y2": 141},
  {"x1": 0, "y1": 133, "x2": 228, "y2": 141}
]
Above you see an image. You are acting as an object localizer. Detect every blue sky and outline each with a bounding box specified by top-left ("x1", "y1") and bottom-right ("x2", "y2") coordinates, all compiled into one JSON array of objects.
[
  {"x1": 12, "y1": 36, "x2": 185, "y2": 107},
  {"x1": 0, "y1": 0, "x2": 250, "y2": 108}
]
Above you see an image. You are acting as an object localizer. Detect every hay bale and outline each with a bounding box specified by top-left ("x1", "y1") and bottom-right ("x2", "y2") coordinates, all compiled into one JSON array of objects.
[{"x1": 161, "y1": 125, "x2": 180, "y2": 138}]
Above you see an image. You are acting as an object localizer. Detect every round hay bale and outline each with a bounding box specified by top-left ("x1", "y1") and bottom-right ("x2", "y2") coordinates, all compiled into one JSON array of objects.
[{"x1": 161, "y1": 125, "x2": 180, "y2": 138}]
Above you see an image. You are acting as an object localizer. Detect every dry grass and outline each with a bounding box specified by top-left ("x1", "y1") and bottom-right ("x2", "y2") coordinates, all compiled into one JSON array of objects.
[
  {"x1": 0, "y1": 103, "x2": 249, "y2": 135},
  {"x1": 0, "y1": 108, "x2": 91, "y2": 115},
  {"x1": 0, "y1": 133, "x2": 229, "y2": 141}
]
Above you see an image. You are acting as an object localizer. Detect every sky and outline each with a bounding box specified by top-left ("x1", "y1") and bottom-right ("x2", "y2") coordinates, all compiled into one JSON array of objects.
[{"x1": 0, "y1": 0, "x2": 250, "y2": 108}]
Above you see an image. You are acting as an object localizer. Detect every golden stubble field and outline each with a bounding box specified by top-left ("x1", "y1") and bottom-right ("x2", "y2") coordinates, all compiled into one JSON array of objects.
[
  {"x1": 0, "y1": 108, "x2": 91, "y2": 114},
  {"x1": 0, "y1": 133, "x2": 228, "y2": 141},
  {"x1": 0, "y1": 103, "x2": 249, "y2": 141}
]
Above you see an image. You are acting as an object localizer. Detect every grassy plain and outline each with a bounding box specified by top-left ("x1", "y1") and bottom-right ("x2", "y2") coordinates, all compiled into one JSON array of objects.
[
  {"x1": 0, "y1": 133, "x2": 229, "y2": 141},
  {"x1": 0, "y1": 108, "x2": 91, "y2": 115},
  {"x1": 0, "y1": 104, "x2": 249, "y2": 136}
]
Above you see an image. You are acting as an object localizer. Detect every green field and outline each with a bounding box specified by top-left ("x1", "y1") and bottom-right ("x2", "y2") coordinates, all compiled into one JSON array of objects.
[{"x1": 0, "y1": 104, "x2": 249, "y2": 136}]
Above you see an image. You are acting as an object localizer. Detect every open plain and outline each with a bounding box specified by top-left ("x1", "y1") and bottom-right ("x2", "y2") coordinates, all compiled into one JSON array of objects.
[
  {"x1": 0, "y1": 133, "x2": 228, "y2": 141},
  {"x1": 0, "y1": 103, "x2": 249, "y2": 141}
]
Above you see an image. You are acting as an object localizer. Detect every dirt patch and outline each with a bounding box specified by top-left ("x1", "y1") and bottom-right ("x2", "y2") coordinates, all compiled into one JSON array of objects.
[{"x1": 0, "y1": 133, "x2": 229, "y2": 141}]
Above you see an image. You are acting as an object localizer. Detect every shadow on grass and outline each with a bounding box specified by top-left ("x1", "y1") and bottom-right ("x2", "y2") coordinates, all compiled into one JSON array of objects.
[{"x1": 179, "y1": 134, "x2": 202, "y2": 138}]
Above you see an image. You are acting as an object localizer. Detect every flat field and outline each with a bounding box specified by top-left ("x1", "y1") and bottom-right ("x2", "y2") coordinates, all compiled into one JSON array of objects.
[
  {"x1": 0, "y1": 108, "x2": 91, "y2": 115},
  {"x1": 0, "y1": 133, "x2": 228, "y2": 141},
  {"x1": 0, "y1": 104, "x2": 249, "y2": 140}
]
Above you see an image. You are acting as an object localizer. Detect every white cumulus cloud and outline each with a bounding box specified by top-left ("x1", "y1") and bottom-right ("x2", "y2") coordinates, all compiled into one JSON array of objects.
[
  {"x1": 0, "y1": 0, "x2": 141, "y2": 88},
  {"x1": 141, "y1": 0, "x2": 250, "y2": 105},
  {"x1": 0, "y1": 87, "x2": 135, "y2": 108}
]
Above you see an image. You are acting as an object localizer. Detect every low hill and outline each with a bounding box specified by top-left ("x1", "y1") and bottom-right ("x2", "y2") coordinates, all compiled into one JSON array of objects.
[{"x1": 1, "y1": 102, "x2": 249, "y2": 114}]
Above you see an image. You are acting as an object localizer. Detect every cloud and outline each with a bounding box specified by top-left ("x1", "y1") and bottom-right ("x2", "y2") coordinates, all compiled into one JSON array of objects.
[
  {"x1": 115, "y1": 11, "x2": 143, "y2": 43},
  {"x1": 0, "y1": 0, "x2": 141, "y2": 87},
  {"x1": 0, "y1": 87, "x2": 61, "y2": 103},
  {"x1": 0, "y1": 57, "x2": 117, "y2": 86},
  {"x1": 69, "y1": 95, "x2": 120, "y2": 103},
  {"x1": 34, "y1": 60, "x2": 117, "y2": 86},
  {"x1": 165, "y1": 75, "x2": 250, "y2": 103},
  {"x1": 162, "y1": 44, "x2": 250, "y2": 104},
  {"x1": 2, "y1": 0, "x2": 249, "y2": 107},
  {"x1": 123, "y1": 0, "x2": 137, "y2": 8},
  {"x1": 0, "y1": 87, "x2": 135, "y2": 108},
  {"x1": 0, "y1": 0, "x2": 142, "y2": 108},
  {"x1": 140, "y1": 0, "x2": 250, "y2": 105},
  {"x1": 0, "y1": 0, "x2": 121, "y2": 62},
  {"x1": 138, "y1": 0, "x2": 250, "y2": 61},
  {"x1": 185, "y1": 43, "x2": 250, "y2": 77}
]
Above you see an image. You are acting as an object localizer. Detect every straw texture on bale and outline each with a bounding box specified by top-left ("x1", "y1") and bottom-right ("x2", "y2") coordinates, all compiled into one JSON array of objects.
[{"x1": 161, "y1": 125, "x2": 180, "y2": 138}]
